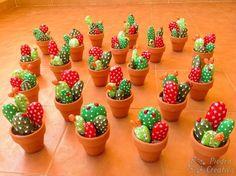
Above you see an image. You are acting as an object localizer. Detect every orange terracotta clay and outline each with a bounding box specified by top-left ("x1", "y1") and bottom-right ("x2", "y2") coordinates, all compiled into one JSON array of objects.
[
  {"x1": 19, "y1": 58, "x2": 41, "y2": 76},
  {"x1": 132, "y1": 130, "x2": 168, "y2": 162},
  {"x1": 147, "y1": 46, "x2": 165, "y2": 63},
  {"x1": 76, "y1": 124, "x2": 110, "y2": 156},
  {"x1": 70, "y1": 45, "x2": 84, "y2": 62},
  {"x1": 127, "y1": 65, "x2": 149, "y2": 86},
  {"x1": 170, "y1": 37, "x2": 188, "y2": 52},
  {"x1": 194, "y1": 50, "x2": 214, "y2": 65},
  {"x1": 10, "y1": 122, "x2": 46, "y2": 153},
  {"x1": 188, "y1": 79, "x2": 214, "y2": 101},
  {"x1": 190, "y1": 129, "x2": 229, "y2": 166},
  {"x1": 157, "y1": 92, "x2": 187, "y2": 122},
  {"x1": 54, "y1": 95, "x2": 83, "y2": 122},
  {"x1": 36, "y1": 40, "x2": 49, "y2": 55},
  {"x1": 111, "y1": 46, "x2": 129, "y2": 64},
  {"x1": 88, "y1": 67, "x2": 110, "y2": 87},
  {"x1": 49, "y1": 61, "x2": 72, "y2": 80},
  {"x1": 88, "y1": 33, "x2": 104, "y2": 47},
  {"x1": 127, "y1": 33, "x2": 138, "y2": 49},
  {"x1": 106, "y1": 92, "x2": 133, "y2": 118},
  {"x1": 18, "y1": 82, "x2": 39, "y2": 103}
]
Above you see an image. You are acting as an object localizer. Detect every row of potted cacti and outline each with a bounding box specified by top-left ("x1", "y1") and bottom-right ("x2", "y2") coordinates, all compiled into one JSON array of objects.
[{"x1": 2, "y1": 95, "x2": 234, "y2": 166}]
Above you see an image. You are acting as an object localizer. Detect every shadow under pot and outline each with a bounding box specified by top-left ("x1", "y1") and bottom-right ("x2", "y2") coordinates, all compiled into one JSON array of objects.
[
  {"x1": 10, "y1": 122, "x2": 46, "y2": 153},
  {"x1": 127, "y1": 65, "x2": 149, "y2": 86},
  {"x1": 170, "y1": 36, "x2": 188, "y2": 52},
  {"x1": 188, "y1": 79, "x2": 214, "y2": 101},
  {"x1": 111, "y1": 47, "x2": 129, "y2": 64},
  {"x1": 190, "y1": 129, "x2": 229, "y2": 166},
  {"x1": 147, "y1": 46, "x2": 165, "y2": 63},
  {"x1": 106, "y1": 92, "x2": 133, "y2": 118},
  {"x1": 54, "y1": 95, "x2": 83, "y2": 122},
  {"x1": 70, "y1": 45, "x2": 84, "y2": 62},
  {"x1": 88, "y1": 67, "x2": 110, "y2": 87},
  {"x1": 19, "y1": 58, "x2": 41, "y2": 77},
  {"x1": 127, "y1": 33, "x2": 138, "y2": 49},
  {"x1": 76, "y1": 124, "x2": 110, "y2": 156},
  {"x1": 88, "y1": 33, "x2": 104, "y2": 48},
  {"x1": 18, "y1": 82, "x2": 39, "y2": 103},
  {"x1": 157, "y1": 92, "x2": 187, "y2": 122},
  {"x1": 132, "y1": 129, "x2": 168, "y2": 162},
  {"x1": 49, "y1": 61, "x2": 72, "y2": 80},
  {"x1": 35, "y1": 40, "x2": 49, "y2": 55}
]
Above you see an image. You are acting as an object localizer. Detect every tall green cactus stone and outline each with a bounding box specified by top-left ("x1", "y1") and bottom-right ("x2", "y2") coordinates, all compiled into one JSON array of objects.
[{"x1": 2, "y1": 103, "x2": 19, "y2": 123}]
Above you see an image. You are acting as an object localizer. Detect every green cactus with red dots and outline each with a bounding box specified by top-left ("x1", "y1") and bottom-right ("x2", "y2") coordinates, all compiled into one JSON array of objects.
[
  {"x1": 129, "y1": 49, "x2": 148, "y2": 70},
  {"x1": 85, "y1": 16, "x2": 104, "y2": 34}
]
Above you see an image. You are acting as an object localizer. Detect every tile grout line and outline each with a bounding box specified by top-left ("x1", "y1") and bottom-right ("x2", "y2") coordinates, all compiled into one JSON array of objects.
[{"x1": 224, "y1": 72, "x2": 236, "y2": 92}]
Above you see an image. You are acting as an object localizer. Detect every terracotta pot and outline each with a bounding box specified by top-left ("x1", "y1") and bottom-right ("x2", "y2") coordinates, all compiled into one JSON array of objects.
[
  {"x1": 10, "y1": 122, "x2": 46, "y2": 153},
  {"x1": 70, "y1": 45, "x2": 84, "y2": 62},
  {"x1": 36, "y1": 40, "x2": 49, "y2": 55},
  {"x1": 194, "y1": 50, "x2": 214, "y2": 65},
  {"x1": 88, "y1": 67, "x2": 110, "y2": 87},
  {"x1": 157, "y1": 92, "x2": 187, "y2": 122},
  {"x1": 170, "y1": 36, "x2": 188, "y2": 52},
  {"x1": 106, "y1": 92, "x2": 133, "y2": 118},
  {"x1": 190, "y1": 129, "x2": 229, "y2": 166},
  {"x1": 19, "y1": 58, "x2": 41, "y2": 76},
  {"x1": 49, "y1": 61, "x2": 72, "y2": 80},
  {"x1": 18, "y1": 82, "x2": 39, "y2": 103},
  {"x1": 127, "y1": 33, "x2": 138, "y2": 49},
  {"x1": 147, "y1": 46, "x2": 165, "y2": 63},
  {"x1": 76, "y1": 124, "x2": 110, "y2": 156},
  {"x1": 111, "y1": 47, "x2": 129, "y2": 64},
  {"x1": 127, "y1": 65, "x2": 149, "y2": 86},
  {"x1": 132, "y1": 129, "x2": 168, "y2": 162},
  {"x1": 54, "y1": 95, "x2": 83, "y2": 122},
  {"x1": 188, "y1": 79, "x2": 213, "y2": 101},
  {"x1": 88, "y1": 33, "x2": 104, "y2": 47}
]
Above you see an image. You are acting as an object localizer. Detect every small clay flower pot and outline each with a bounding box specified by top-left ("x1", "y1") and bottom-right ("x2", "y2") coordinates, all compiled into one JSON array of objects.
[
  {"x1": 88, "y1": 67, "x2": 110, "y2": 87},
  {"x1": 88, "y1": 33, "x2": 104, "y2": 47},
  {"x1": 106, "y1": 92, "x2": 133, "y2": 118},
  {"x1": 36, "y1": 40, "x2": 49, "y2": 55},
  {"x1": 49, "y1": 61, "x2": 72, "y2": 80},
  {"x1": 190, "y1": 129, "x2": 229, "y2": 166},
  {"x1": 170, "y1": 36, "x2": 188, "y2": 52},
  {"x1": 19, "y1": 82, "x2": 39, "y2": 103},
  {"x1": 70, "y1": 45, "x2": 84, "y2": 62},
  {"x1": 127, "y1": 65, "x2": 149, "y2": 86},
  {"x1": 76, "y1": 124, "x2": 110, "y2": 156},
  {"x1": 132, "y1": 129, "x2": 168, "y2": 162},
  {"x1": 127, "y1": 33, "x2": 138, "y2": 49},
  {"x1": 157, "y1": 92, "x2": 187, "y2": 122},
  {"x1": 19, "y1": 58, "x2": 41, "y2": 76},
  {"x1": 147, "y1": 46, "x2": 165, "y2": 63},
  {"x1": 194, "y1": 50, "x2": 214, "y2": 65},
  {"x1": 54, "y1": 95, "x2": 83, "y2": 122},
  {"x1": 111, "y1": 47, "x2": 129, "y2": 64},
  {"x1": 10, "y1": 122, "x2": 46, "y2": 153},
  {"x1": 188, "y1": 79, "x2": 213, "y2": 101}
]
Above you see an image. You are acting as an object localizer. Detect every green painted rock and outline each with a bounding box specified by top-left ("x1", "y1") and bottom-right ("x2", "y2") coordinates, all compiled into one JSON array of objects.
[
  {"x1": 177, "y1": 82, "x2": 191, "y2": 103},
  {"x1": 69, "y1": 38, "x2": 79, "y2": 47},
  {"x1": 162, "y1": 74, "x2": 178, "y2": 87},
  {"x1": 192, "y1": 55, "x2": 202, "y2": 68},
  {"x1": 93, "y1": 115, "x2": 108, "y2": 135},
  {"x1": 31, "y1": 48, "x2": 38, "y2": 60},
  {"x1": 201, "y1": 64, "x2": 214, "y2": 83},
  {"x1": 194, "y1": 118, "x2": 212, "y2": 141},
  {"x1": 2, "y1": 103, "x2": 19, "y2": 123},
  {"x1": 201, "y1": 130, "x2": 221, "y2": 148},
  {"x1": 23, "y1": 72, "x2": 36, "y2": 87},
  {"x1": 71, "y1": 80, "x2": 84, "y2": 100},
  {"x1": 206, "y1": 42, "x2": 215, "y2": 53},
  {"x1": 55, "y1": 81, "x2": 70, "y2": 100},
  {"x1": 75, "y1": 115, "x2": 85, "y2": 135},
  {"x1": 134, "y1": 56, "x2": 148, "y2": 69},
  {"x1": 216, "y1": 118, "x2": 234, "y2": 143},
  {"x1": 12, "y1": 113, "x2": 35, "y2": 135},
  {"x1": 118, "y1": 79, "x2": 131, "y2": 98},
  {"x1": 115, "y1": 89, "x2": 125, "y2": 100},
  {"x1": 194, "y1": 38, "x2": 204, "y2": 52},
  {"x1": 14, "y1": 94, "x2": 29, "y2": 112},
  {"x1": 81, "y1": 103, "x2": 107, "y2": 122},
  {"x1": 101, "y1": 51, "x2": 112, "y2": 68},
  {"x1": 134, "y1": 125, "x2": 151, "y2": 143},
  {"x1": 59, "y1": 89, "x2": 73, "y2": 104},
  {"x1": 20, "y1": 80, "x2": 33, "y2": 91},
  {"x1": 51, "y1": 56, "x2": 63, "y2": 66}
]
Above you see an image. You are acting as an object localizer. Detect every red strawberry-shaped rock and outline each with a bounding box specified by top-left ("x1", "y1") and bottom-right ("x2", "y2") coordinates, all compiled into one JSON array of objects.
[
  {"x1": 89, "y1": 47, "x2": 103, "y2": 59},
  {"x1": 84, "y1": 122, "x2": 96, "y2": 138},
  {"x1": 21, "y1": 44, "x2": 31, "y2": 56},
  {"x1": 169, "y1": 21, "x2": 180, "y2": 32},
  {"x1": 204, "y1": 33, "x2": 216, "y2": 46},
  {"x1": 94, "y1": 28, "x2": 101, "y2": 34},
  {"x1": 39, "y1": 24, "x2": 48, "y2": 34},
  {"x1": 111, "y1": 36, "x2": 119, "y2": 48},
  {"x1": 141, "y1": 50, "x2": 151, "y2": 61},
  {"x1": 205, "y1": 101, "x2": 227, "y2": 130},
  {"x1": 155, "y1": 36, "x2": 164, "y2": 48},
  {"x1": 10, "y1": 77, "x2": 23, "y2": 90},
  {"x1": 151, "y1": 121, "x2": 169, "y2": 141},
  {"x1": 128, "y1": 25, "x2": 136, "y2": 35},
  {"x1": 60, "y1": 70, "x2": 80, "y2": 88},
  {"x1": 26, "y1": 102, "x2": 44, "y2": 125},
  {"x1": 48, "y1": 40, "x2": 59, "y2": 56},
  {"x1": 188, "y1": 67, "x2": 201, "y2": 82},
  {"x1": 163, "y1": 81, "x2": 178, "y2": 104},
  {"x1": 76, "y1": 33, "x2": 84, "y2": 45},
  {"x1": 109, "y1": 66, "x2": 123, "y2": 87}
]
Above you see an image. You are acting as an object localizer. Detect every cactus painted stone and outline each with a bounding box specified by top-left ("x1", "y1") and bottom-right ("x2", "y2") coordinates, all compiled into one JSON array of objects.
[
  {"x1": 51, "y1": 56, "x2": 63, "y2": 66},
  {"x1": 194, "y1": 118, "x2": 213, "y2": 141},
  {"x1": 192, "y1": 55, "x2": 202, "y2": 68},
  {"x1": 31, "y1": 48, "x2": 38, "y2": 60},
  {"x1": 194, "y1": 38, "x2": 204, "y2": 51},
  {"x1": 23, "y1": 72, "x2": 37, "y2": 87},
  {"x1": 201, "y1": 130, "x2": 223, "y2": 148},
  {"x1": 134, "y1": 125, "x2": 151, "y2": 143},
  {"x1": 69, "y1": 38, "x2": 79, "y2": 47},
  {"x1": 55, "y1": 81, "x2": 70, "y2": 100},
  {"x1": 147, "y1": 26, "x2": 155, "y2": 46},
  {"x1": 177, "y1": 82, "x2": 191, "y2": 103},
  {"x1": 14, "y1": 94, "x2": 29, "y2": 112},
  {"x1": 201, "y1": 64, "x2": 214, "y2": 83},
  {"x1": 59, "y1": 89, "x2": 73, "y2": 104},
  {"x1": 216, "y1": 118, "x2": 234, "y2": 143},
  {"x1": 100, "y1": 51, "x2": 112, "y2": 69},
  {"x1": 162, "y1": 74, "x2": 178, "y2": 87},
  {"x1": 81, "y1": 103, "x2": 107, "y2": 122},
  {"x1": 71, "y1": 80, "x2": 84, "y2": 101},
  {"x1": 118, "y1": 79, "x2": 131, "y2": 98},
  {"x1": 93, "y1": 115, "x2": 108, "y2": 135},
  {"x1": 75, "y1": 115, "x2": 85, "y2": 135},
  {"x1": 2, "y1": 103, "x2": 19, "y2": 123},
  {"x1": 20, "y1": 80, "x2": 33, "y2": 91}
]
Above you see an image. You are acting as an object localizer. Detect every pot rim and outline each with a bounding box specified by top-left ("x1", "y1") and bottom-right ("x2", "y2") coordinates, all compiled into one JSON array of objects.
[
  {"x1": 147, "y1": 45, "x2": 165, "y2": 51},
  {"x1": 49, "y1": 60, "x2": 71, "y2": 69},
  {"x1": 193, "y1": 49, "x2": 214, "y2": 55},
  {"x1": 158, "y1": 92, "x2": 187, "y2": 107},
  {"x1": 127, "y1": 64, "x2": 149, "y2": 72},
  {"x1": 54, "y1": 94, "x2": 83, "y2": 107},
  {"x1": 188, "y1": 78, "x2": 214, "y2": 86},
  {"x1": 88, "y1": 66, "x2": 110, "y2": 73},
  {"x1": 19, "y1": 57, "x2": 40, "y2": 64},
  {"x1": 10, "y1": 121, "x2": 45, "y2": 139},
  {"x1": 88, "y1": 33, "x2": 104, "y2": 37},
  {"x1": 106, "y1": 91, "x2": 134, "y2": 103},
  {"x1": 19, "y1": 82, "x2": 39, "y2": 94},
  {"x1": 70, "y1": 44, "x2": 84, "y2": 49},
  {"x1": 35, "y1": 40, "x2": 50, "y2": 44},
  {"x1": 110, "y1": 46, "x2": 129, "y2": 52},
  {"x1": 170, "y1": 36, "x2": 188, "y2": 40}
]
